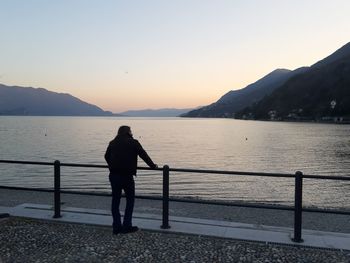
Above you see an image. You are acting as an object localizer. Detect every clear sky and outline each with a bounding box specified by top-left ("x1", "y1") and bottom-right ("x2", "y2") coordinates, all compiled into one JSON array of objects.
[{"x1": 1, "y1": 0, "x2": 349, "y2": 112}]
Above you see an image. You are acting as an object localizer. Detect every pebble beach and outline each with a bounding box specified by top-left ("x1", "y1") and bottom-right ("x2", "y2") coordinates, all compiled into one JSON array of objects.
[{"x1": 1, "y1": 217, "x2": 349, "y2": 263}]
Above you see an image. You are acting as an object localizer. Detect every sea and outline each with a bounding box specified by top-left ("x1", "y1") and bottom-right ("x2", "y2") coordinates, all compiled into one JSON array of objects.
[{"x1": 0, "y1": 116, "x2": 349, "y2": 209}]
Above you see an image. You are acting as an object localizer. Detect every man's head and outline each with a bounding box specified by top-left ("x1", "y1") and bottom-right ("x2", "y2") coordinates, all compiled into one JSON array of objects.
[{"x1": 118, "y1": 125, "x2": 132, "y2": 137}]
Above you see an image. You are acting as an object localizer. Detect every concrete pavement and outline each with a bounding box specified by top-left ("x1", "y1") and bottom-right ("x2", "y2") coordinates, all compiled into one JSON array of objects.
[{"x1": 1, "y1": 203, "x2": 349, "y2": 251}]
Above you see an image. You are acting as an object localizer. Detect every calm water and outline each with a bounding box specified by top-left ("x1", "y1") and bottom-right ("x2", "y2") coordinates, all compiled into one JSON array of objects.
[{"x1": 0, "y1": 116, "x2": 349, "y2": 209}]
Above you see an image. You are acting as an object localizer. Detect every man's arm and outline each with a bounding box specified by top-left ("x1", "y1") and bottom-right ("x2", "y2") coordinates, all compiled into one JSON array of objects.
[
  {"x1": 104, "y1": 145, "x2": 111, "y2": 166},
  {"x1": 135, "y1": 141, "x2": 157, "y2": 168}
]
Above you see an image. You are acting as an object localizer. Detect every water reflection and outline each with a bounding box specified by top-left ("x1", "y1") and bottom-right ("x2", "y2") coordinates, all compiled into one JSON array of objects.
[{"x1": 0, "y1": 116, "x2": 349, "y2": 208}]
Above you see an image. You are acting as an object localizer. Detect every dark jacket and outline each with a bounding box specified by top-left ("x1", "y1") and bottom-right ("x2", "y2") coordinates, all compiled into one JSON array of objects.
[{"x1": 104, "y1": 134, "x2": 156, "y2": 175}]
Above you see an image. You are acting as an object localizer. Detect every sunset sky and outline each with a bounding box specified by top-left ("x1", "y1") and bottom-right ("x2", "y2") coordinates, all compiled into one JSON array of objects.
[{"x1": 1, "y1": 0, "x2": 350, "y2": 112}]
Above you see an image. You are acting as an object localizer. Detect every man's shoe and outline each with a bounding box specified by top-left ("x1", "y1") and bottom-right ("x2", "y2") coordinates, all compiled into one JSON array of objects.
[
  {"x1": 122, "y1": 226, "x2": 139, "y2": 233},
  {"x1": 113, "y1": 228, "x2": 123, "y2": 235}
]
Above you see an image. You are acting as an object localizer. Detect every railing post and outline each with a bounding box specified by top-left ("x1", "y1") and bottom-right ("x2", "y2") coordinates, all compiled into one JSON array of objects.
[
  {"x1": 53, "y1": 160, "x2": 61, "y2": 218},
  {"x1": 161, "y1": 165, "x2": 170, "y2": 229},
  {"x1": 292, "y1": 171, "x2": 303, "y2": 242}
]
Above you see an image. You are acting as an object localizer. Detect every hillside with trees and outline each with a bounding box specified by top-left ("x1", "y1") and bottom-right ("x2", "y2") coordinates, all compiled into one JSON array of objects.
[
  {"x1": 182, "y1": 68, "x2": 307, "y2": 118},
  {"x1": 182, "y1": 42, "x2": 350, "y2": 122},
  {"x1": 236, "y1": 44, "x2": 350, "y2": 121}
]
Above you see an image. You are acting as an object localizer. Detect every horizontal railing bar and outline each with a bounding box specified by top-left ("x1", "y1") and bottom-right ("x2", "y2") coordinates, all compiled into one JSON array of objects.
[
  {"x1": 303, "y1": 207, "x2": 350, "y2": 215},
  {"x1": 0, "y1": 185, "x2": 162, "y2": 200},
  {"x1": 59, "y1": 190, "x2": 166, "y2": 201},
  {"x1": 169, "y1": 167, "x2": 295, "y2": 177},
  {"x1": 60, "y1": 162, "x2": 162, "y2": 171},
  {"x1": 167, "y1": 197, "x2": 295, "y2": 211},
  {"x1": 175, "y1": 200, "x2": 350, "y2": 215},
  {"x1": 62, "y1": 190, "x2": 109, "y2": 197},
  {"x1": 60, "y1": 187, "x2": 111, "y2": 190},
  {"x1": 61, "y1": 163, "x2": 107, "y2": 168},
  {"x1": 303, "y1": 174, "x2": 350, "y2": 180},
  {"x1": 1, "y1": 159, "x2": 350, "y2": 180},
  {"x1": 0, "y1": 160, "x2": 54, "y2": 166},
  {"x1": 2, "y1": 185, "x2": 350, "y2": 215},
  {"x1": 0, "y1": 185, "x2": 54, "y2": 192},
  {"x1": 61, "y1": 163, "x2": 297, "y2": 178}
]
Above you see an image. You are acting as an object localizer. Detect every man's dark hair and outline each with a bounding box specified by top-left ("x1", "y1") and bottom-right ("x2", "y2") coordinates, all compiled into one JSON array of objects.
[{"x1": 117, "y1": 125, "x2": 131, "y2": 136}]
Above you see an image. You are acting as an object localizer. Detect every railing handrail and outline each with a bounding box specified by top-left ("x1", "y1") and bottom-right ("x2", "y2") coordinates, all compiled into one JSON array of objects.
[
  {"x1": 1, "y1": 159, "x2": 349, "y2": 180},
  {"x1": 0, "y1": 160, "x2": 54, "y2": 166},
  {"x1": 1, "y1": 158, "x2": 350, "y2": 243}
]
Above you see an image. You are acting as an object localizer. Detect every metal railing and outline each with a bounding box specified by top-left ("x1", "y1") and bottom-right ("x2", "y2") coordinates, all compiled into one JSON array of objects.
[{"x1": 1, "y1": 159, "x2": 350, "y2": 243}]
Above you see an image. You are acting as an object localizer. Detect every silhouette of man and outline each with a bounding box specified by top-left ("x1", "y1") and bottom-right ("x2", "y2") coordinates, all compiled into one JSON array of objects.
[{"x1": 105, "y1": 125, "x2": 157, "y2": 234}]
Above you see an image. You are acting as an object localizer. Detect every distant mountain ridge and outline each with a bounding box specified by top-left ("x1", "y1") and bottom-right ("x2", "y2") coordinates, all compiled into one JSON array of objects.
[
  {"x1": 119, "y1": 108, "x2": 193, "y2": 117},
  {"x1": 182, "y1": 67, "x2": 308, "y2": 118},
  {"x1": 312, "y1": 42, "x2": 350, "y2": 68},
  {"x1": 0, "y1": 84, "x2": 114, "y2": 116},
  {"x1": 183, "y1": 41, "x2": 350, "y2": 120},
  {"x1": 236, "y1": 43, "x2": 350, "y2": 120}
]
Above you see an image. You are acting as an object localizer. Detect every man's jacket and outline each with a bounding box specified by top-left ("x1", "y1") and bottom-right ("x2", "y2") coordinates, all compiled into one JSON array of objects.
[{"x1": 105, "y1": 134, "x2": 156, "y2": 175}]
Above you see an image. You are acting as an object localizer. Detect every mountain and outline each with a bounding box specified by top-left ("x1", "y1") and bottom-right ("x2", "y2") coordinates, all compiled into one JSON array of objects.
[
  {"x1": 312, "y1": 42, "x2": 350, "y2": 68},
  {"x1": 182, "y1": 67, "x2": 308, "y2": 118},
  {"x1": 0, "y1": 84, "x2": 114, "y2": 116},
  {"x1": 119, "y1": 108, "x2": 193, "y2": 117},
  {"x1": 235, "y1": 42, "x2": 350, "y2": 120}
]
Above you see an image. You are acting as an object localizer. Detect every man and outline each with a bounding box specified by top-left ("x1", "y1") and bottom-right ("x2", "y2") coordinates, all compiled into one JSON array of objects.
[{"x1": 105, "y1": 125, "x2": 157, "y2": 234}]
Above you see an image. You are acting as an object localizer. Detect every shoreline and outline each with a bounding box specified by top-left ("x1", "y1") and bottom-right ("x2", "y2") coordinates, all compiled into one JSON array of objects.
[
  {"x1": 1, "y1": 114, "x2": 350, "y2": 124},
  {"x1": 180, "y1": 116, "x2": 350, "y2": 124}
]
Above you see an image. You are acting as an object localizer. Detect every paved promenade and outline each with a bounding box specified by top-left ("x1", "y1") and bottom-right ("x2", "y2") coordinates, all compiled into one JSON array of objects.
[
  {"x1": 0, "y1": 189, "x2": 349, "y2": 262},
  {"x1": 1, "y1": 189, "x2": 349, "y2": 233}
]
